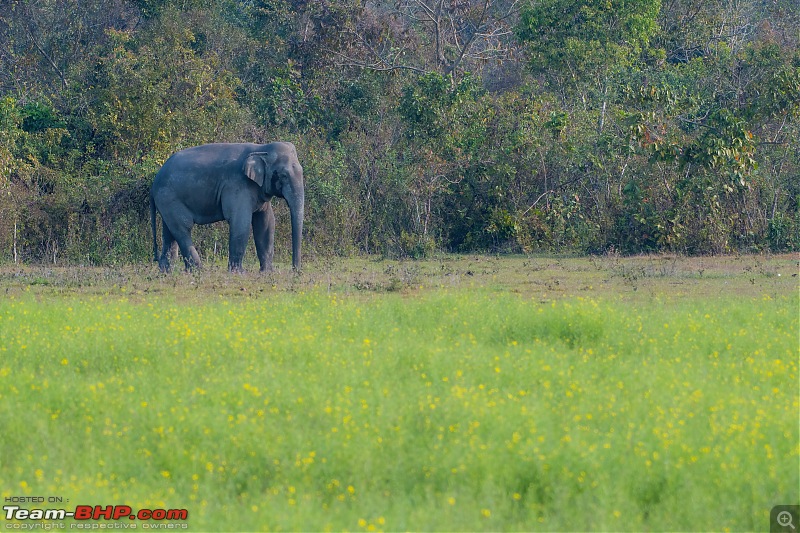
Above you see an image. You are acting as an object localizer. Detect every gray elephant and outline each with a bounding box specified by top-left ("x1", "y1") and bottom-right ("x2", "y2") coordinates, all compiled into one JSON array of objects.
[{"x1": 150, "y1": 142, "x2": 304, "y2": 272}]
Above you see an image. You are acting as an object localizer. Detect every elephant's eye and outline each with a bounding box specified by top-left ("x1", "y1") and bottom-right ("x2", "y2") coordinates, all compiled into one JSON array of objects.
[{"x1": 271, "y1": 171, "x2": 282, "y2": 192}]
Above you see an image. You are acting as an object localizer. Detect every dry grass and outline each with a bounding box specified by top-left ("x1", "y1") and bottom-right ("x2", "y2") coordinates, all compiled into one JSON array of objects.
[{"x1": 1, "y1": 253, "x2": 797, "y2": 303}]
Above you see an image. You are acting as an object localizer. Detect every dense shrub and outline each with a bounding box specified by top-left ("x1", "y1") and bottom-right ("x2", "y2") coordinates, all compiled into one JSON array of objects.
[{"x1": 0, "y1": 0, "x2": 796, "y2": 264}]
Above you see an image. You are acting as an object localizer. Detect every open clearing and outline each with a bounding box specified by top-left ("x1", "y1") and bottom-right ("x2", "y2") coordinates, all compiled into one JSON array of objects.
[{"x1": 1, "y1": 254, "x2": 798, "y2": 531}]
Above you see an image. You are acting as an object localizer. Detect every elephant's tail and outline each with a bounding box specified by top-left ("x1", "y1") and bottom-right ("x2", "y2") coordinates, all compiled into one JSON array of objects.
[{"x1": 150, "y1": 193, "x2": 158, "y2": 262}]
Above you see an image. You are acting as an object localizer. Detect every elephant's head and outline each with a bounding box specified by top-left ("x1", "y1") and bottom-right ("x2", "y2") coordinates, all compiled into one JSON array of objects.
[{"x1": 244, "y1": 143, "x2": 304, "y2": 270}]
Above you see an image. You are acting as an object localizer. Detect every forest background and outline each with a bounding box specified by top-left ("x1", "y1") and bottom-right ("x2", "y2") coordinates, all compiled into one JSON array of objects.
[{"x1": 0, "y1": 0, "x2": 798, "y2": 265}]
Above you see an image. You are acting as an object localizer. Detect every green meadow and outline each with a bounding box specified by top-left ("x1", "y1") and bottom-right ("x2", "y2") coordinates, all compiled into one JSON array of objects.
[{"x1": 1, "y1": 255, "x2": 798, "y2": 531}]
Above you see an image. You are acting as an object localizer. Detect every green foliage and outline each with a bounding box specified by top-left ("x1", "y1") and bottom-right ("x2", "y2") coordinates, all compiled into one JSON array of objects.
[
  {"x1": 517, "y1": 0, "x2": 661, "y2": 90},
  {"x1": 768, "y1": 212, "x2": 800, "y2": 252},
  {"x1": 85, "y1": 19, "x2": 245, "y2": 162},
  {"x1": 260, "y1": 64, "x2": 321, "y2": 132},
  {"x1": 0, "y1": 97, "x2": 25, "y2": 178},
  {"x1": 21, "y1": 101, "x2": 66, "y2": 133},
  {"x1": 399, "y1": 73, "x2": 485, "y2": 144},
  {"x1": 0, "y1": 0, "x2": 797, "y2": 263}
]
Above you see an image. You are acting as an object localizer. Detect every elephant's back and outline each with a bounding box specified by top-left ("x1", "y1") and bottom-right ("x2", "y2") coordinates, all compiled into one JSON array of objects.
[
  {"x1": 154, "y1": 143, "x2": 259, "y2": 186},
  {"x1": 164, "y1": 143, "x2": 258, "y2": 169}
]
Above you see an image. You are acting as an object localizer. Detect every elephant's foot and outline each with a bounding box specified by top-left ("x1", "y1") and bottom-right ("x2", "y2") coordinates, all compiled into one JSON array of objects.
[
  {"x1": 182, "y1": 246, "x2": 202, "y2": 271},
  {"x1": 157, "y1": 258, "x2": 173, "y2": 273},
  {"x1": 228, "y1": 262, "x2": 246, "y2": 274}
]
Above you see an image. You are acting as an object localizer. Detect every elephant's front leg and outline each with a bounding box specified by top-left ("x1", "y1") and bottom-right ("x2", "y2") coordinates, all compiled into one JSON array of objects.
[
  {"x1": 253, "y1": 203, "x2": 275, "y2": 272},
  {"x1": 227, "y1": 214, "x2": 251, "y2": 273}
]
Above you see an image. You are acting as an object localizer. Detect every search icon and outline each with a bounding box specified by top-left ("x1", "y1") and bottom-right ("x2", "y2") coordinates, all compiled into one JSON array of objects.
[
  {"x1": 779, "y1": 511, "x2": 796, "y2": 530},
  {"x1": 773, "y1": 507, "x2": 800, "y2": 533}
]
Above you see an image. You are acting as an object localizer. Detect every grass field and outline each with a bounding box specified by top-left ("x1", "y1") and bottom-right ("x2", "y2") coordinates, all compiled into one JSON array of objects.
[{"x1": 1, "y1": 254, "x2": 798, "y2": 531}]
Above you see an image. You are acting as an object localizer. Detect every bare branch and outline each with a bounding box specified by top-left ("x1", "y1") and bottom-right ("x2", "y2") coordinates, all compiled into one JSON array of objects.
[
  {"x1": 23, "y1": 16, "x2": 68, "y2": 89},
  {"x1": 328, "y1": 30, "x2": 426, "y2": 74},
  {"x1": 330, "y1": 1, "x2": 521, "y2": 80}
]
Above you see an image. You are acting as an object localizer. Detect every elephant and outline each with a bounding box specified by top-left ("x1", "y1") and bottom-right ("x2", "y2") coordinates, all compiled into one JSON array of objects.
[{"x1": 150, "y1": 142, "x2": 304, "y2": 273}]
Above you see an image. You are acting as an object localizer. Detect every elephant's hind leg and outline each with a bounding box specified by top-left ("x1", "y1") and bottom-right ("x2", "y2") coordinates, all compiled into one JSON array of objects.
[
  {"x1": 158, "y1": 224, "x2": 178, "y2": 273},
  {"x1": 161, "y1": 210, "x2": 202, "y2": 271},
  {"x1": 179, "y1": 239, "x2": 202, "y2": 271}
]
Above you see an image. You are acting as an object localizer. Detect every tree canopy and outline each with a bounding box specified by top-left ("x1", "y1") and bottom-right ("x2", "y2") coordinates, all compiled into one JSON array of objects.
[{"x1": 0, "y1": 0, "x2": 797, "y2": 264}]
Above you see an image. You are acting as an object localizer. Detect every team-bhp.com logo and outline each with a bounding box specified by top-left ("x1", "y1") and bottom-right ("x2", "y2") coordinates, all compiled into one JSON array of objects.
[{"x1": 4, "y1": 505, "x2": 188, "y2": 529}]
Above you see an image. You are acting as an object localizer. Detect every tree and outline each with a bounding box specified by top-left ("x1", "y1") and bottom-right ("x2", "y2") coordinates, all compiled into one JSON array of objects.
[
  {"x1": 516, "y1": 0, "x2": 661, "y2": 105},
  {"x1": 310, "y1": 0, "x2": 521, "y2": 85},
  {"x1": 0, "y1": 0, "x2": 796, "y2": 263},
  {"x1": 82, "y1": 16, "x2": 245, "y2": 163},
  {"x1": 626, "y1": 1, "x2": 800, "y2": 252}
]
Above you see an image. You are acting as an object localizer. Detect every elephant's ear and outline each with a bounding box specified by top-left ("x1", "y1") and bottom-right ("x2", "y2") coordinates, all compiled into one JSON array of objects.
[{"x1": 244, "y1": 154, "x2": 265, "y2": 187}]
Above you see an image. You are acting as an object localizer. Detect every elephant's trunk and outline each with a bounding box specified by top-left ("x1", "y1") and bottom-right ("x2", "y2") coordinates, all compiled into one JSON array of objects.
[{"x1": 287, "y1": 187, "x2": 304, "y2": 271}]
